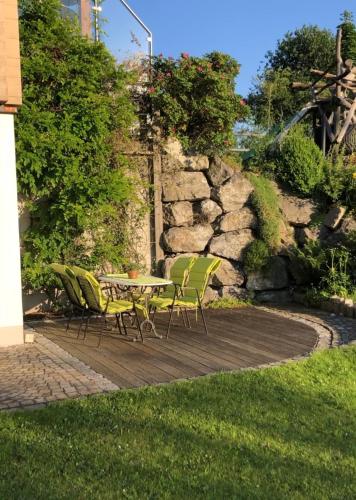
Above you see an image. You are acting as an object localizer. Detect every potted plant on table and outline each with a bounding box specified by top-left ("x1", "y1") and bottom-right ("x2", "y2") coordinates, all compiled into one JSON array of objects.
[{"x1": 125, "y1": 262, "x2": 140, "y2": 280}]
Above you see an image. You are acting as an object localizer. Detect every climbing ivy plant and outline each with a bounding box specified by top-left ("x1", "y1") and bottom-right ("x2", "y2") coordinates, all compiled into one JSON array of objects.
[{"x1": 17, "y1": 0, "x2": 139, "y2": 291}]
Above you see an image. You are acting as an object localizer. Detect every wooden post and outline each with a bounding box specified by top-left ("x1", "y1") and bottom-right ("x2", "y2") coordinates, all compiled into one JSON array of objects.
[
  {"x1": 80, "y1": 0, "x2": 91, "y2": 37},
  {"x1": 334, "y1": 27, "x2": 343, "y2": 137},
  {"x1": 150, "y1": 114, "x2": 164, "y2": 270}
]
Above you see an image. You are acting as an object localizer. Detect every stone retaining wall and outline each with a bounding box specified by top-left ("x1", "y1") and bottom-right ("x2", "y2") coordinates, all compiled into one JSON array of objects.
[{"x1": 159, "y1": 138, "x2": 356, "y2": 304}]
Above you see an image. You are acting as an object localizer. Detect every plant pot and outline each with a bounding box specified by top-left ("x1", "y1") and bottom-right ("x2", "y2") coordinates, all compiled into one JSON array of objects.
[{"x1": 128, "y1": 270, "x2": 139, "y2": 279}]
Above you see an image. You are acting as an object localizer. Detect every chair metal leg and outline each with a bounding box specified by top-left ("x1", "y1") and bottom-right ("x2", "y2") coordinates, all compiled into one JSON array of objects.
[
  {"x1": 97, "y1": 314, "x2": 105, "y2": 347},
  {"x1": 184, "y1": 308, "x2": 191, "y2": 329},
  {"x1": 199, "y1": 306, "x2": 208, "y2": 335},
  {"x1": 134, "y1": 310, "x2": 144, "y2": 343},
  {"x1": 116, "y1": 314, "x2": 123, "y2": 335},
  {"x1": 83, "y1": 312, "x2": 90, "y2": 341},
  {"x1": 121, "y1": 313, "x2": 129, "y2": 335},
  {"x1": 166, "y1": 305, "x2": 175, "y2": 339},
  {"x1": 66, "y1": 309, "x2": 73, "y2": 332},
  {"x1": 77, "y1": 309, "x2": 86, "y2": 338}
]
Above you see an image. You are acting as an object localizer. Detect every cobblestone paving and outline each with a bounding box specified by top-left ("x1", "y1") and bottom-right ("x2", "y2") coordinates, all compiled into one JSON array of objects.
[
  {"x1": 0, "y1": 331, "x2": 118, "y2": 411},
  {"x1": 265, "y1": 305, "x2": 356, "y2": 347}
]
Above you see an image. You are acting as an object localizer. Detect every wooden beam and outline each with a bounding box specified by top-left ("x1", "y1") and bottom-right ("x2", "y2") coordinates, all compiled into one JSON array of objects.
[
  {"x1": 310, "y1": 69, "x2": 336, "y2": 79},
  {"x1": 335, "y1": 98, "x2": 356, "y2": 143},
  {"x1": 318, "y1": 106, "x2": 335, "y2": 142}
]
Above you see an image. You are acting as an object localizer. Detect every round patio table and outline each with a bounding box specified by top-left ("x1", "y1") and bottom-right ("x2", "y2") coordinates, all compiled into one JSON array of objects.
[{"x1": 98, "y1": 274, "x2": 173, "y2": 340}]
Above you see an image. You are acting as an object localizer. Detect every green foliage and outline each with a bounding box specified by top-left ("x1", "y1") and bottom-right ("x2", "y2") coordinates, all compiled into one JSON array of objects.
[
  {"x1": 340, "y1": 11, "x2": 356, "y2": 62},
  {"x1": 322, "y1": 148, "x2": 356, "y2": 205},
  {"x1": 17, "y1": 0, "x2": 139, "y2": 291},
  {"x1": 243, "y1": 174, "x2": 283, "y2": 273},
  {"x1": 244, "y1": 240, "x2": 271, "y2": 273},
  {"x1": 248, "y1": 174, "x2": 282, "y2": 249},
  {"x1": 291, "y1": 238, "x2": 356, "y2": 298},
  {"x1": 276, "y1": 125, "x2": 325, "y2": 196},
  {"x1": 248, "y1": 68, "x2": 306, "y2": 129},
  {"x1": 248, "y1": 25, "x2": 335, "y2": 127},
  {"x1": 1, "y1": 346, "x2": 355, "y2": 498},
  {"x1": 242, "y1": 132, "x2": 277, "y2": 176},
  {"x1": 148, "y1": 52, "x2": 249, "y2": 154}
]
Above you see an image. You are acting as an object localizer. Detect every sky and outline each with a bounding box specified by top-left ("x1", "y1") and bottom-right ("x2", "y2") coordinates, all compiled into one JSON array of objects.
[{"x1": 100, "y1": 0, "x2": 356, "y2": 97}]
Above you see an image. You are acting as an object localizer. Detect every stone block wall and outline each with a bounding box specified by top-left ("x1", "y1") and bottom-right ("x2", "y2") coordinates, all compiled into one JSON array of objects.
[
  {"x1": 160, "y1": 140, "x2": 263, "y2": 301},
  {"x1": 159, "y1": 139, "x2": 356, "y2": 304}
]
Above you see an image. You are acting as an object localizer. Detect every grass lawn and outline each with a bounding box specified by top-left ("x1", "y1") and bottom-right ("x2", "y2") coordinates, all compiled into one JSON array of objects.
[{"x1": 0, "y1": 347, "x2": 355, "y2": 499}]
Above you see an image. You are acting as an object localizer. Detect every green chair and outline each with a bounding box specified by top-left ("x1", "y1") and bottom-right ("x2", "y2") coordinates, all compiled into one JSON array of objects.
[
  {"x1": 50, "y1": 263, "x2": 87, "y2": 334},
  {"x1": 148, "y1": 256, "x2": 197, "y2": 320},
  {"x1": 160, "y1": 256, "x2": 197, "y2": 298},
  {"x1": 72, "y1": 267, "x2": 148, "y2": 345},
  {"x1": 149, "y1": 257, "x2": 221, "y2": 337}
]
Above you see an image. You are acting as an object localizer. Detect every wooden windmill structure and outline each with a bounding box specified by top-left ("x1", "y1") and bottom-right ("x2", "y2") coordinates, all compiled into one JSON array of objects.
[{"x1": 277, "y1": 25, "x2": 356, "y2": 154}]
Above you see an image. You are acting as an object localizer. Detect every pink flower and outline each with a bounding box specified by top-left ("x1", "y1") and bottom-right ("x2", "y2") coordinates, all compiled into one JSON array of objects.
[
  {"x1": 197, "y1": 66, "x2": 204, "y2": 72},
  {"x1": 147, "y1": 87, "x2": 156, "y2": 94},
  {"x1": 240, "y1": 99, "x2": 246, "y2": 106},
  {"x1": 166, "y1": 72, "x2": 172, "y2": 77},
  {"x1": 158, "y1": 53, "x2": 163, "y2": 58},
  {"x1": 168, "y1": 56, "x2": 174, "y2": 61},
  {"x1": 182, "y1": 52, "x2": 189, "y2": 59}
]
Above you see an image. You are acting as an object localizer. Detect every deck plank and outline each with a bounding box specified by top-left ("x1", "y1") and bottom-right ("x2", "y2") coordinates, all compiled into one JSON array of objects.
[{"x1": 33, "y1": 307, "x2": 318, "y2": 389}]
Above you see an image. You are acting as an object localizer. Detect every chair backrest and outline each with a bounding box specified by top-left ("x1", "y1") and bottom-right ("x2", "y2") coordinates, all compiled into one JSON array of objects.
[
  {"x1": 49, "y1": 263, "x2": 84, "y2": 308},
  {"x1": 184, "y1": 257, "x2": 221, "y2": 302},
  {"x1": 162, "y1": 256, "x2": 197, "y2": 297},
  {"x1": 70, "y1": 267, "x2": 106, "y2": 314}
]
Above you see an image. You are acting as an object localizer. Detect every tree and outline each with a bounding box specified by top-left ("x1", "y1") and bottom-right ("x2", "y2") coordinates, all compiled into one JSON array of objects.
[
  {"x1": 17, "y1": 0, "x2": 138, "y2": 291},
  {"x1": 148, "y1": 52, "x2": 249, "y2": 154},
  {"x1": 248, "y1": 26, "x2": 335, "y2": 128},
  {"x1": 339, "y1": 11, "x2": 356, "y2": 63}
]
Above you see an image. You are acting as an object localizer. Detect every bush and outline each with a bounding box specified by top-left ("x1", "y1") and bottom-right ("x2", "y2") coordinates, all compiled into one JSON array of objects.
[
  {"x1": 244, "y1": 240, "x2": 271, "y2": 273},
  {"x1": 276, "y1": 125, "x2": 325, "y2": 196},
  {"x1": 248, "y1": 174, "x2": 282, "y2": 250},
  {"x1": 291, "y1": 239, "x2": 355, "y2": 298},
  {"x1": 17, "y1": 0, "x2": 140, "y2": 292},
  {"x1": 148, "y1": 52, "x2": 249, "y2": 154},
  {"x1": 322, "y1": 149, "x2": 356, "y2": 207}
]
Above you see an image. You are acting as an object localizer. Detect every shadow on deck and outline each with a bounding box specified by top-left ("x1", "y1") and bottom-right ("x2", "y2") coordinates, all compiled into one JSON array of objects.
[{"x1": 33, "y1": 307, "x2": 319, "y2": 389}]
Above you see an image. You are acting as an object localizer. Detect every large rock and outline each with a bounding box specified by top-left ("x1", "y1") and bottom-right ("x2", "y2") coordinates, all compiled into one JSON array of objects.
[
  {"x1": 163, "y1": 224, "x2": 213, "y2": 253},
  {"x1": 338, "y1": 216, "x2": 356, "y2": 235},
  {"x1": 161, "y1": 154, "x2": 185, "y2": 174},
  {"x1": 210, "y1": 257, "x2": 245, "y2": 286},
  {"x1": 202, "y1": 286, "x2": 220, "y2": 305},
  {"x1": 218, "y1": 208, "x2": 257, "y2": 232},
  {"x1": 162, "y1": 137, "x2": 186, "y2": 164},
  {"x1": 209, "y1": 229, "x2": 254, "y2": 261},
  {"x1": 185, "y1": 155, "x2": 209, "y2": 171},
  {"x1": 294, "y1": 225, "x2": 330, "y2": 245},
  {"x1": 206, "y1": 156, "x2": 234, "y2": 186},
  {"x1": 279, "y1": 194, "x2": 317, "y2": 227},
  {"x1": 162, "y1": 171, "x2": 210, "y2": 202},
  {"x1": 195, "y1": 199, "x2": 222, "y2": 224},
  {"x1": 246, "y1": 256, "x2": 288, "y2": 291},
  {"x1": 327, "y1": 216, "x2": 356, "y2": 245},
  {"x1": 324, "y1": 206, "x2": 346, "y2": 230},
  {"x1": 212, "y1": 173, "x2": 254, "y2": 212},
  {"x1": 220, "y1": 286, "x2": 251, "y2": 301},
  {"x1": 163, "y1": 201, "x2": 193, "y2": 227}
]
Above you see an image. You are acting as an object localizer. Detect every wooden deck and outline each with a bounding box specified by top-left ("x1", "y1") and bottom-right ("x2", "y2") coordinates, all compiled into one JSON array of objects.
[{"x1": 33, "y1": 307, "x2": 318, "y2": 389}]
